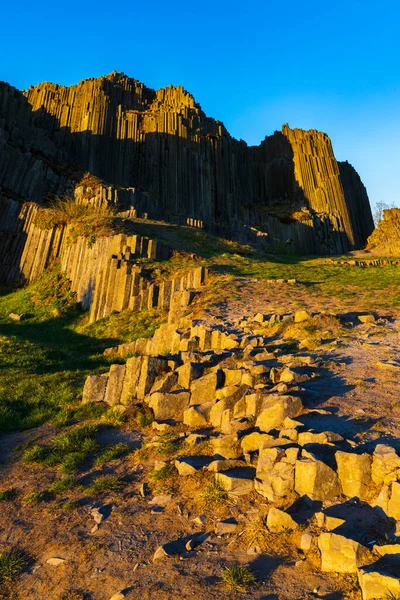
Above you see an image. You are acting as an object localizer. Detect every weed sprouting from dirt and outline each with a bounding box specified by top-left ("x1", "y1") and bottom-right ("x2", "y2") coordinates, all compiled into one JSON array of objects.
[
  {"x1": 221, "y1": 565, "x2": 257, "y2": 592},
  {"x1": 201, "y1": 480, "x2": 228, "y2": 509},
  {"x1": 0, "y1": 550, "x2": 27, "y2": 582}
]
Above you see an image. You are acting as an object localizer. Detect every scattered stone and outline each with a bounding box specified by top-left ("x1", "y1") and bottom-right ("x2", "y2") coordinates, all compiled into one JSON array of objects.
[
  {"x1": 148, "y1": 495, "x2": 172, "y2": 506},
  {"x1": 335, "y1": 451, "x2": 372, "y2": 499},
  {"x1": 358, "y1": 560, "x2": 400, "y2": 600},
  {"x1": 185, "y1": 533, "x2": 209, "y2": 551},
  {"x1": 215, "y1": 518, "x2": 238, "y2": 535},
  {"x1": 175, "y1": 456, "x2": 211, "y2": 476},
  {"x1": 318, "y1": 532, "x2": 365, "y2": 573},
  {"x1": 91, "y1": 507, "x2": 105, "y2": 524},
  {"x1": 215, "y1": 467, "x2": 255, "y2": 496},
  {"x1": 295, "y1": 458, "x2": 341, "y2": 501},
  {"x1": 256, "y1": 395, "x2": 303, "y2": 432},
  {"x1": 294, "y1": 310, "x2": 312, "y2": 323},
  {"x1": 109, "y1": 592, "x2": 126, "y2": 600},
  {"x1": 267, "y1": 507, "x2": 299, "y2": 533},
  {"x1": 46, "y1": 557, "x2": 66, "y2": 566},
  {"x1": 9, "y1": 312, "x2": 22, "y2": 321}
]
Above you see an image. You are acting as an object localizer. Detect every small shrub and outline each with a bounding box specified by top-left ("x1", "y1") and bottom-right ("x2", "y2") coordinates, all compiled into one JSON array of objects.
[
  {"x1": 221, "y1": 565, "x2": 256, "y2": 592},
  {"x1": 86, "y1": 476, "x2": 124, "y2": 495},
  {"x1": 201, "y1": 481, "x2": 228, "y2": 509},
  {"x1": 0, "y1": 550, "x2": 27, "y2": 582}
]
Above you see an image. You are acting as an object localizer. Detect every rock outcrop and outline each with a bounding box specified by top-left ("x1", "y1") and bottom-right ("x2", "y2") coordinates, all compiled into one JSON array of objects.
[
  {"x1": 0, "y1": 72, "x2": 374, "y2": 258},
  {"x1": 367, "y1": 208, "x2": 400, "y2": 255}
]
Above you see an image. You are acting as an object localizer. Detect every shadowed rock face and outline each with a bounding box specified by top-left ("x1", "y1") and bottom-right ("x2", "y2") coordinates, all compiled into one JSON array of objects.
[{"x1": 0, "y1": 71, "x2": 374, "y2": 254}]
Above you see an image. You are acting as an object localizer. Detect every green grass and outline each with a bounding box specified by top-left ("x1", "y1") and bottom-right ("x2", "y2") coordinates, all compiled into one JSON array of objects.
[
  {"x1": 47, "y1": 476, "x2": 79, "y2": 495},
  {"x1": 22, "y1": 424, "x2": 100, "y2": 473},
  {"x1": 201, "y1": 481, "x2": 228, "y2": 509},
  {"x1": 0, "y1": 489, "x2": 16, "y2": 502},
  {"x1": 0, "y1": 274, "x2": 165, "y2": 433},
  {"x1": 0, "y1": 550, "x2": 27, "y2": 582},
  {"x1": 221, "y1": 565, "x2": 257, "y2": 592},
  {"x1": 148, "y1": 463, "x2": 175, "y2": 484},
  {"x1": 94, "y1": 443, "x2": 131, "y2": 466},
  {"x1": 22, "y1": 491, "x2": 47, "y2": 505},
  {"x1": 86, "y1": 475, "x2": 124, "y2": 495},
  {"x1": 209, "y1": 253, "x2": 400, "y2": 308}
]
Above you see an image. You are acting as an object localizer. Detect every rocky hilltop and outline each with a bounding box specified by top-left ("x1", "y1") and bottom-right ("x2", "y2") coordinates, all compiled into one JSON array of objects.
[{"x1": 0, "y1": 71, "x2": 373, "y2": 259}]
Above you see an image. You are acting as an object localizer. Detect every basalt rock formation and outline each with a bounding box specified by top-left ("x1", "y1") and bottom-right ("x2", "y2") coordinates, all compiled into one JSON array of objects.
[
  {"x1": 0, "y1": 71, "x2": 373, "y2": 262},
  {"x1": 367, "y1": 208, "x2": 400, "y2": 255}
]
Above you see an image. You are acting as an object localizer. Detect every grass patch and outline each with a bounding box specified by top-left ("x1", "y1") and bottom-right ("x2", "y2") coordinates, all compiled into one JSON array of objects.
[
  {"x1": 22, "y1": 491, "x2": 47, "y2": 505},
  {"x1": 0, "y1": 489, "x2": 17, "y2": 502},
  {"x1": 94, "y1": 443, "x2": 131, "y2": 466},
  {"x1": 47, "y1": 476, "x2": 79, "y2": 495},
  {"x1": 201, "y1": 480, "x2": 228, "y2": 509},
  {"x1": 0, "y1": 275, "x2": 165, "y2": 433},
  {"x1": 221, "y1": 565, "x2": 256, "y2": 592},
  {"x1": 0, "y1": 550, "x2": 27, "y2": 582},
  {"x1": 86, "y1": 475, "x2": 124, "y2": 495},
  {"x1": 22, "y1": 424, "x2": 100, "y2": 473}
]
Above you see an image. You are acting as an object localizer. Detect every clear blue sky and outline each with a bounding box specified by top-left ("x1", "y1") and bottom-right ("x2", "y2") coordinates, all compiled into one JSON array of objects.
[{"x1": 1, "y1": 0, "x2": 399, "y2": 211}]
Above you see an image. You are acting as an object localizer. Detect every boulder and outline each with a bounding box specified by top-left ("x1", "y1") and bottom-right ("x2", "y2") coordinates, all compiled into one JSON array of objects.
[
  {"x1": 82, "y1": 375, "x2": 108, "y2": 403},
  {"x1": 373, "y1": 480, "x2": 400, "y2": 520},
  {"x1": 256, "y1": 395, "x2": 303, "y2": 432},
  {"x1": 267, "y1": 507, "x2": 299, "y2": 533},
  {"x1": 175, "y1": 457, "x2": 211, "y2": 476},
  {"x1": 211, "y1": 434, "x2": 241, "y2": 459},
  {"x1": 318, "y1": 532, "x2": 365, "y2": 573},
  {"x1": 371, "y1": 445, "x2": 400, "y2": 485},
  {"x1": 183, "y1": 404, "x2": 211, "y2": 428},
  {"x1": 255, "y1": 447, "x2": 298, "y2": 501},
  {"x1": 150, "y1": 371, "x2": 178, "y2": 394},
  {"x1": 298, "y1": 431, "x2": 343, "y2": 446},
  {"x1": 104, "y1": 364, "x2": 126, "y2": 406},
  {"x1": 358, "y1": 560, "x2": 400, "y2": 600},
  {"x1": 149, "y1": 390, "x2": 190, "y2": 420},
  {"x1": 335, "y1": 451, "x2": 372, "y2": 500},
  {"x1": 215, "y1": 467, "x2": 255, "y2": 496},
  {"x1": 294, "y1": 310, "x2": 312, "y2": 323},
  {"x1": 120, "y1": 355, "x2": 143, "y2": 404},
  {"x1": 241, "y1": 432, "x2": 275, "y2": 453},
  {"x1": 295, "y1": 458, "x2": 341, "y2": 501},
  {"x1": 176, "y1": 362, "x2": 203, "y2": 389},
  {"x1": 190, "y1": 371, "x2": 222, "y2": 405},
  {"x1": 137, "y1": 357, "x2": 169, "y2": 400}
]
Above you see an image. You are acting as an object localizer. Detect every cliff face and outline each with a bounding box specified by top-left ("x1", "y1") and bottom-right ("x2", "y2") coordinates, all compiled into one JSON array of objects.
[{"x1": 0, "y1": 71, "x2": 373, "y2": 255}]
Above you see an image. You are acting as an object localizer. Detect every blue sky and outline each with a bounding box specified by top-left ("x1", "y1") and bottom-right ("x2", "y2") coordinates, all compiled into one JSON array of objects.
[{"x1": 1, "y1": 0, "x2": 399, "y2": 210}]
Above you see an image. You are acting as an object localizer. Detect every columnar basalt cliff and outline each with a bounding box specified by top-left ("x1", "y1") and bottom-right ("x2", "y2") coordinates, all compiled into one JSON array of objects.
[{"x1": 0, "y1": 72, "x2": 373, "y2": 258}]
